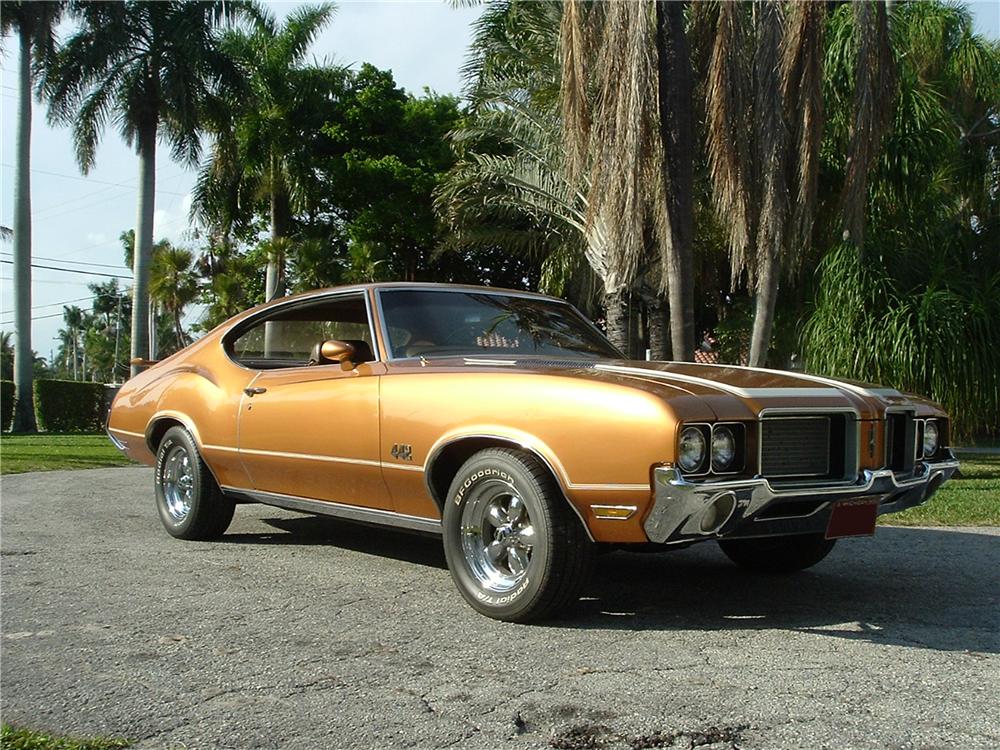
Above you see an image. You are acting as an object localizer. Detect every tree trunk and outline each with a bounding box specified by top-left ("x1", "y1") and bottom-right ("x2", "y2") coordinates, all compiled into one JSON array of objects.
[
  {"x1": 656, "y1": 1, "x2": 696, "y2": 363},
  {"x1": 130, "y1": 119, "x2": 157, "y2": 377},
  {"x1": 174, "y1": 308, "x2": 184, "y2": 349},
  {"x1": 265, "y1": 182, "x2": 290, "y2": 303},
  {"x1": 604, "y1": 290, "x2": 631, "y2": 358},
  {"x1": 748, "y1": 247, "x2": 779, "y2": 366},
  {"x1": 72, "y1": 332, "x2": 78, "y2": 380},
  {"x1": 644, "y1": 292, "x2": 670, "y2": 361},
  {"x1": 11, "y1": 28, "x2": 37, "y2": 432},
  {"x1": 264, "y1": 186, "x2": 291, "y2": 356}
]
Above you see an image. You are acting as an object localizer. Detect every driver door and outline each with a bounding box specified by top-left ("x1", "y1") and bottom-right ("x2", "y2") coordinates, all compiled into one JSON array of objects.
[{"x1": 232, "y1": 292, "x2": 392, "y2": 510}]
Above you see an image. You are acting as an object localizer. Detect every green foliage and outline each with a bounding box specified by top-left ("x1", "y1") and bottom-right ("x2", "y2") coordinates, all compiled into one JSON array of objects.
[
  {"x1": 803, "y1": 244, "x2": 999, "y2": 440},
  {"x1": 33, "y1": 380, "x2": 107, "y2": 433},
  {"x1": 803, "y1": 2, "x2": 1000, "y2": 440},
  {"x1": 1, "y1": 724, "x2": 129, "y2": 750},
  {"x1": 1, "y1": 379, "x2": 14, "y2": 431},
  {"x1": 882, "y1": 453, "x2": 1000, "y2": 527}
]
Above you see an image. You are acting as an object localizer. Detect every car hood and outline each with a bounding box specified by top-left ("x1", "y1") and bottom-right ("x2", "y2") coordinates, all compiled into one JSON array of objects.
[{"x1": 402, "y1": 356, "x2": 937, "y2": 421}]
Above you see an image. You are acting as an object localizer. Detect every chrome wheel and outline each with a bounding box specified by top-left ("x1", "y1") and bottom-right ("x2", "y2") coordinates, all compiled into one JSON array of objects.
[
  {"x1": 161, "y1": 444, "x2": 194, "y2": 521},
  {"x1": 460, "y1": 480, "x2": 540, "y2": 593}
]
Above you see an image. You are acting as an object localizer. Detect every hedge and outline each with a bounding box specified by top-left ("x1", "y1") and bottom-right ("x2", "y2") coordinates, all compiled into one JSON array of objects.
[
  {"x1": 33, "y1": 379, "x2": 107, "y2": 432},
  {"x1": 0, "y1": 380, "x2": 13, "y2": 431}
]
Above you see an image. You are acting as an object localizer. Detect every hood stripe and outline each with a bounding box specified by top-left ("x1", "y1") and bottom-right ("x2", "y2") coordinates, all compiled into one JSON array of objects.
[
  {"x1": 594, "y1": 364, "x2": 844, "y2": 400},
  {"x1": 683, "y1": 362, "x2": 901, "y2": 400}
]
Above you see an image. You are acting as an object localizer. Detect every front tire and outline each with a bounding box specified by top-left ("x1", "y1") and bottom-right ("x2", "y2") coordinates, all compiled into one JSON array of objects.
[
  {"x1": 718, "y1": 533, "x2": 836, "y2": 573},
  {"x1": 442, "y1": 448, "x2": 595, "y2": 623},
  {"x1": 155, "y1": 426, "x2": 234, "y2": 540}
]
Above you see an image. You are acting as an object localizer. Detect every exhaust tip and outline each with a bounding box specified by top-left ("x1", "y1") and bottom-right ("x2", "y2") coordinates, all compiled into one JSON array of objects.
[{"x1": 700, "y1": 492, "x2": 737, "y2": 534}]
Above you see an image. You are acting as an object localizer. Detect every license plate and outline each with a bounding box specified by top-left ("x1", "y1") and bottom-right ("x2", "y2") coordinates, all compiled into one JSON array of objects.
[{"x1": 825, "y1": 499, "x2": 879, "y2": 539}]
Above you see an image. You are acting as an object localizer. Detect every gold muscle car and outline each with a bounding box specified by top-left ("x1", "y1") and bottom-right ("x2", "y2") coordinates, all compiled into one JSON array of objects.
[{"x1": 107, "y1": 283, "x2": 959, "y2": 622}]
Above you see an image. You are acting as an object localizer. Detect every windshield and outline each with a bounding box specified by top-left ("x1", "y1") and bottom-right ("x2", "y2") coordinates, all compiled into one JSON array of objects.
[{"x1": 378, "y1": 289, "x2": 621, "y2": 361}]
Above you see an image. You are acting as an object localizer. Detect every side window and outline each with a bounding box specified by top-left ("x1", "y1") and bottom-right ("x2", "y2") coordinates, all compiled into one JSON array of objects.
[{"x1": 229, "y1": 294, "x2": 376, "y2": 369}]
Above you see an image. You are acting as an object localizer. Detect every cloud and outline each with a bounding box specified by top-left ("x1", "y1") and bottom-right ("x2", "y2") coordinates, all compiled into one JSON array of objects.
[{"x1": 153, "y1": 193, "x2": 194, "y2": 244}]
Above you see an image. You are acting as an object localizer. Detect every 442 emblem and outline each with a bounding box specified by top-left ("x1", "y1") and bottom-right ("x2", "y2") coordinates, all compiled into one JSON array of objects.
[{"x1": 391, "y1": 443, "x2": 413, "y2": 461}]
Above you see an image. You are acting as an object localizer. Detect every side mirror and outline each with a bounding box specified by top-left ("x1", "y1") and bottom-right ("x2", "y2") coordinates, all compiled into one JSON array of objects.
[{"x1": 320, "y1": 339, "x2": 356, "y2": 370}]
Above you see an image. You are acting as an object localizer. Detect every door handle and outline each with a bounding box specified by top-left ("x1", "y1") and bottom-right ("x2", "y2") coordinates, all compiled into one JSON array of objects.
[{"x1": 243, "y1": 386, "x2": 267, "y2": 397}]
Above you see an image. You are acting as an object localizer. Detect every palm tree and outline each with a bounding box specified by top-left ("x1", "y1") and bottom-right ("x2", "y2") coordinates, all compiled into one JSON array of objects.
[
  {"x1": 1, "y1": 0, "x2": 63, "y2": 431},
  {"x1": 704, "y1": 0, "x2": 895, "y2": 366},
  {"x1": 193, "y1": 3, "x2": 337, "y2": 305},
  {"x1": 150, "y1": 246, "x2": 198, "y2": 351},
  {"x1": 61, "y1": 305, "x2": 84, "y2": 381},
  {"x1": 559, "y1": 0, "x2": 697, "y2": 361},
  {"x1": 44, "y1": 1, "x2": 251, "y2": 377}
]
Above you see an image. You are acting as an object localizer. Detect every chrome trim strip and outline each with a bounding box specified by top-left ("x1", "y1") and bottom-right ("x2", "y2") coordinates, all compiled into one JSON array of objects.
[
  {"x1": 235, "y1": 448, "x2": 381, "y2": 467},
  {"x1": 108, "y1": 427, "x2": 145, "y2": 439},
  {"x1": 589, "y1": 504, "x2": 638, "y2": 520},
  {"x1": 204, "y1": 443, "x2": 426, "y2": 473},
  {"x1": 220, "y1": 485, "x2": 442, "y2": 534},
  {"x1": 106, "y1": 428, "x2": 127, "y2": 451},
  {"x1": 382, "y1": 463, "x2": 425, "y2": 473},
  {"x1": 569, "y1": 483, "x2": 650, "y2": 492}
]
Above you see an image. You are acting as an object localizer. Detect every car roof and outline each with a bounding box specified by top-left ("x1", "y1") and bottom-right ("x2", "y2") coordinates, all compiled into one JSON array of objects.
[{"x1": 276, "y1": 282, "x2": 559, "y2": 306}]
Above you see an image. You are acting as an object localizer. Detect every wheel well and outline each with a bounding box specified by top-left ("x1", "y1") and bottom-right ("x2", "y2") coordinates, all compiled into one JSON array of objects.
[
  {"x1": 146, "y1": 417, "x2": 185, "y2": 454},
  {"x1": 426, "y1": 437, "x2": 563, "y2": 512}
]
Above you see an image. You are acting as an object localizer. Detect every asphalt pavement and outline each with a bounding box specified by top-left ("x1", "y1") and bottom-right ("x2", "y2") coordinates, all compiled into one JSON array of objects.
[{"x1": 1, "y1": 467, "x2": 998, "y2": 749}]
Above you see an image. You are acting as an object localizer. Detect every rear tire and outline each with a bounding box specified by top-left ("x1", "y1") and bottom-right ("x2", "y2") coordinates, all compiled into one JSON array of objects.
[
  {"x1": 154, "y1": 426, "x2": 234, "y2": 540},
  {"x1": 718, "y1": 533, "x2": 836, "y2": 573},
  {"x1": 442, "y1": 448, "x2": 595, "y2": 622}
]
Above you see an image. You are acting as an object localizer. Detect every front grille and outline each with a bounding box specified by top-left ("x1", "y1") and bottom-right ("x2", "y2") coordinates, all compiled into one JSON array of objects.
[
  {"x1": 886, "y1": 411, "x2": 916, "y2": 473},
  {"x1": 760, "y1": 417, "x2": 831, "y2": 478}
]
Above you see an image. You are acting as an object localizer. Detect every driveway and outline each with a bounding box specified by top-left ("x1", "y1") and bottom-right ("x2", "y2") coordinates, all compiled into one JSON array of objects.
[{"x1": 2, "y1": 467, "x2": 997, "y2": 749}]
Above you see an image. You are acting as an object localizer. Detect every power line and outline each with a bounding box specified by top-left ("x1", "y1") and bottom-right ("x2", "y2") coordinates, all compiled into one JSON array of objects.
[
  {"x1": 1, "y1": 291, "x2": 125, "y2": 324},
  {"x1": 0, "y1": 162, "x2": 190, "y2": 196},
  {"x1": 0, "y1": 310, "x2": 68, "y2": 326},
  {"x1": 0, "y1": 259, "x2": 132, "y2": 279},
  {"x1": 0, "y1": 251, "x2": 127, "y2": 271},
  {"x1": 0, "y1": 294, "x2": 99, "y2": 316}
]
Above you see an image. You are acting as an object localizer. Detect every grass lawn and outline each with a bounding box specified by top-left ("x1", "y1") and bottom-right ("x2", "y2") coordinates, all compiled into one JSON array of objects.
[
  {"x1": 0, "y1": 725, "x2": 129, "y2": 750},
  {"x1": 0, "y1": 433, "x2": 133, "y2": 475},
  {"x1": 881, "y1": 453, "x2": 1000, "y2": 527}
]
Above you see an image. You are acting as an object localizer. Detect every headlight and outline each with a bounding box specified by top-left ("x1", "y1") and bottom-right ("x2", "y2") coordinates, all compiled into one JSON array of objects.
[
  {"x1": 923, "y1": 419, "x2": 939, "y2": 456},
  {"x1": 678, "y1": 426, "x2": 707, "y2": 472},
  {"x1": 711, "y1": 425, "x2": 736, "y2": 471}
]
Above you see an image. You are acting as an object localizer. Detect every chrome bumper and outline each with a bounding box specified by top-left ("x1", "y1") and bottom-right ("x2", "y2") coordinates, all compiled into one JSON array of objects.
[{"x1": 643, "y1": 451, "x2": 960, "y2": 544}]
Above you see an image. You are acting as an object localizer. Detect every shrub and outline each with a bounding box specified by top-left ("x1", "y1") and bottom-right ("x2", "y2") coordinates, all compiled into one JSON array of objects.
[
  {"x1": 33, "y1": 380, "x2": 107, "y2": 433},
  {"x1": 0, "y1": 380, "x2": 13, "y2": 432}
]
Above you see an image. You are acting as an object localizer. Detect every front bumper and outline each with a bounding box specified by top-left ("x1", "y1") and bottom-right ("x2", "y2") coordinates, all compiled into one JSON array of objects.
[{"x1": 643, "y1": 451, "x2": 960, "y2": 544}]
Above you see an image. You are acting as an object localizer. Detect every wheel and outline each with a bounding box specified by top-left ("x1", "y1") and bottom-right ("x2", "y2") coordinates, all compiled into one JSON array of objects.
[
  {"x1": 442, "y1": 448, "x2": 595, "y2": 623},
  {"x1": 718, "y1": 533, "x2": 836, "y2": 573},
  {"x1": 154, "y1": 426, "x2": 235, "y2": 540}
]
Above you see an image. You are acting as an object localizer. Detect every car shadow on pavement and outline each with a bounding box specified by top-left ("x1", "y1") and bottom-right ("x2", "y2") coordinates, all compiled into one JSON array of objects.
[
  {"x1": 218, "y1": 516, "x2": 997, "y2": 654},
  {"x1": 220, "y1": 515, "x2": 450, "y2": 570},
  {"x1": 571, "y1": 527, "x2": 999, "y2": 655}
]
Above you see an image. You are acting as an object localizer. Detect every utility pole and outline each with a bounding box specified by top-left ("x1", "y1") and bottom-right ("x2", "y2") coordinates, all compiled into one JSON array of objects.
[{"x1": 113, "y1": 292, "x2": 122, "y2": 383}]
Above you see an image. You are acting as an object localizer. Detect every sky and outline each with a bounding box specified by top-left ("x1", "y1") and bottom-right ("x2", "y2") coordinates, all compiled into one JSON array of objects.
[{"x1": 1, "y1": 0, "x2": 998, "y2": 367}]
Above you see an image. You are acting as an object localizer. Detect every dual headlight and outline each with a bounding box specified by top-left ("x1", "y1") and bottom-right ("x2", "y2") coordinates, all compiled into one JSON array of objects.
[{"x1": 678, "y1": 424, "x2": 740, "y2": 474}]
